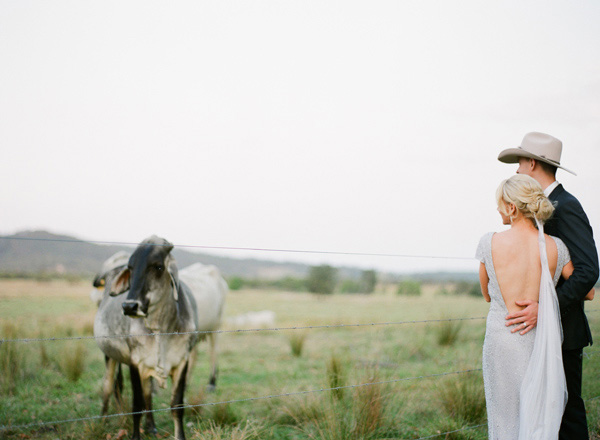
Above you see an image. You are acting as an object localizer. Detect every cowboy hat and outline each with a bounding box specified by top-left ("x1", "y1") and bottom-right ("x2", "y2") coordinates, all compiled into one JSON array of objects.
[{"x1": 498, "y1": 132, "x2": 576, "y2": 175}]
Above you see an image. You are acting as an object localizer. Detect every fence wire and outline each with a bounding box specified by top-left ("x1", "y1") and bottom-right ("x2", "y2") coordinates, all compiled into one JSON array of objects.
[
  {"x1": 3, "y1": 310, "x2": 597, "y2": 344},
  {"x1": 1, "y1": 316, "x2": 486, "y2": 344},
  {"x1": 0, "y1": 368, "x2": 483, "y2": 432},
  {"x1": 0, "y1": 235, "x2": 475, "y2": 261}
]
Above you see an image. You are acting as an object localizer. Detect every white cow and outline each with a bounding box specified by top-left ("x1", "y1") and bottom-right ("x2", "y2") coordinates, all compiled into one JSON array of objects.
[{"x1": 178, "y1": 263, "x2": 228, "y2": 390}]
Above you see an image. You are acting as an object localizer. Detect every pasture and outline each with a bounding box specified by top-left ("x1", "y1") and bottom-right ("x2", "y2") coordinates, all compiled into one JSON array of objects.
[{"x1": 1, "y1": 279, "x2": 599, "y2": 439}]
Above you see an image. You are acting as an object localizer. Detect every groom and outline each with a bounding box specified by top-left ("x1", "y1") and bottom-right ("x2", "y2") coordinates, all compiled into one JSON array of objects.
[{"x1": 498, "y1": 132, "x2": 599, "y2": 439}]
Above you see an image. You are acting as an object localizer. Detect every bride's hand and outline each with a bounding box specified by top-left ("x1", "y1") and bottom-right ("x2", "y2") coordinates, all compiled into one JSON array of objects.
[{"x1": 505, "y1": 300, "x2": 538, "y2": 335}]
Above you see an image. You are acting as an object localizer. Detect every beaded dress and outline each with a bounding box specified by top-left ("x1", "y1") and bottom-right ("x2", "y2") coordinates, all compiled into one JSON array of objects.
[{"x1": 476, "y1": 231, "x2": 569, "y2": 439}]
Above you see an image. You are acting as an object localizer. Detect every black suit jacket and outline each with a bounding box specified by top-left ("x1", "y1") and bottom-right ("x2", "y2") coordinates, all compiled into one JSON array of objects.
[{"x1": 545, "y1": 184, "x2": 599, "y2": 350}]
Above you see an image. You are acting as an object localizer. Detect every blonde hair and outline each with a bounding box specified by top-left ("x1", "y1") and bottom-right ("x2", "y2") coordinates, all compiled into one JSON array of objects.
[{"x1": 496, "y1": 174, "x2": 555, "y2": 223}]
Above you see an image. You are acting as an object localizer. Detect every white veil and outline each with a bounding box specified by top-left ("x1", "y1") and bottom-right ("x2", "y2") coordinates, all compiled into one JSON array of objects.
[{"x1": 518, "y1": 218, "x2": 568, "y2": 439}]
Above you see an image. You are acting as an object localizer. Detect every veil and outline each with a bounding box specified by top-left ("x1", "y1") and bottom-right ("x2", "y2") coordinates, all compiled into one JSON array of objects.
[{"x1": 518, "y1": 218, "x2": 568, "y2": 439}]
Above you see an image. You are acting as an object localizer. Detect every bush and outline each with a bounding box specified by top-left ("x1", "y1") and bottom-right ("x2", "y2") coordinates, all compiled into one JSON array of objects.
[
  {"x1": 339, "y1": 279, "x2": 362, "y2": 294},
  {"x1": 307, "y1": 265, "x2": 337, "y2": 295},
  {"x1": 228, "y1": 276, "x2": 244, "y2": 291},
  {"x1": 396, "y1": 280, "x2": 422, "y2": 296},
  {"x1": 453, "y1": 281, "x2": 481, "y2": 297}
]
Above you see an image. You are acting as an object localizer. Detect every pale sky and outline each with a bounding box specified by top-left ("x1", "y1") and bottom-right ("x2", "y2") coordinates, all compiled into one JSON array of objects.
[{"x1": 1, "y1": 0, "x2": 599, "y2": 274}]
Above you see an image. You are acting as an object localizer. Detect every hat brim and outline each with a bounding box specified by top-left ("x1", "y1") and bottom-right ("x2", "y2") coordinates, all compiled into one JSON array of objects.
[{"x1": 498, "y1": 148, "x2": 577, "y2": 176}]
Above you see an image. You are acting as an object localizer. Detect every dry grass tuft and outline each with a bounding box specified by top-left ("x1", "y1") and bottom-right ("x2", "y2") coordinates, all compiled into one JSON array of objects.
[
  {"x1": 59, "y1": 342, "x2": 87, "y2": 382},
  {"x1": 437, "y1": 372, "x2": 486, "y2": 424},
  {"x1": 353, "y1": 374, "x2": 386, "y2": 438},
  {"x1": 0, "y1": 323, "x2": 25, "y2": 395},
  {"x1": 289, "y1": 332, "x2": 307, "y2": 357},
  {"x1": 436, "y1": 319, "x2": 463, "y2": 346},
  {"x1": 191, "y1": 419, "x2": 264, "y2": 440},
  {"x1": 326, "y1": 354, "x2": 346, "y2": 400},
  {"x1": 209, "y1": 403, "x2": 241, "y2": 427}
]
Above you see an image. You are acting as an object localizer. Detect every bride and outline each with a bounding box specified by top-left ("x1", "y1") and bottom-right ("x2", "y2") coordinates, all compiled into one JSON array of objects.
[{"x1": 476, "y1": 174, "x2": 593, "y2": 439}]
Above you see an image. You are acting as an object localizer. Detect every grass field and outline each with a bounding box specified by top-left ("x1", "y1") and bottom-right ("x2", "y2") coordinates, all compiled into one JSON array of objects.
[{"x1": 1, "y1": 279, "x2": 599, "y2": 439}]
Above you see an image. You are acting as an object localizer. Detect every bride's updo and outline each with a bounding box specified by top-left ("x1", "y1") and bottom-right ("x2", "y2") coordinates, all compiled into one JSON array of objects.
[{"x1": 496, "y1": 174, "x2": 555, "y2": 223}]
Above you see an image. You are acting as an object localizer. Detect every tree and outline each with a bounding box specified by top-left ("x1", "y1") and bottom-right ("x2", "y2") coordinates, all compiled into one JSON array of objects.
[
  {"x1": 360, "y1": 270, "x2": 377, "y2": 294},
  {"x1": 307, "y1": 265, "x2": 337, "y2": 294}
]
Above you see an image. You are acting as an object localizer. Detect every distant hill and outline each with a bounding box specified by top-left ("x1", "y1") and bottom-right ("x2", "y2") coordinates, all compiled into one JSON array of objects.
[
  {"x1": 0, "y1": 230, "x2": 479, "y2": 282},
  {"x1": 0, "y1": 230, "x2": 313, "y2": 279}
]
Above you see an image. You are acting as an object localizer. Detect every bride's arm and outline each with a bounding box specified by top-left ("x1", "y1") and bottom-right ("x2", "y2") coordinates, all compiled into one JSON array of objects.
[
  {"x1": 479, "y1": 263, "x2": 490, "y2": 302},
  {"x1": 562, "y1": 261, "x2": 595, "y2": 301}
]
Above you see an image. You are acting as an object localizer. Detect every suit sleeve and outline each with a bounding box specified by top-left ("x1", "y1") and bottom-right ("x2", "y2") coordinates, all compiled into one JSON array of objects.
[{"x1": 555, "y1": 197, "x2": 600, "y2": 313}]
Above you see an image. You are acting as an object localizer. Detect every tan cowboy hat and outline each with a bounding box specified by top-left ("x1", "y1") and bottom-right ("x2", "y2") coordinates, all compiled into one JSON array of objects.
[{"x1": 498, "y1": 132, "x2": 576, "y2": 175}]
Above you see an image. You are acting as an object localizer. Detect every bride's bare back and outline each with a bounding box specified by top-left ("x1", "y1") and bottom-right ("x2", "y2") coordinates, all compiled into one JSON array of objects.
[{"x1": 491, "y1": 228, "x2": 558, "y2": 315}]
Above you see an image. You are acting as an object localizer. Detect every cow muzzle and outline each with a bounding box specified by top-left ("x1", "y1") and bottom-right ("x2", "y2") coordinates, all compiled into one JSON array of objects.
[{"x1": 122, "y1": 301, "x2": 147, "y2": 317}]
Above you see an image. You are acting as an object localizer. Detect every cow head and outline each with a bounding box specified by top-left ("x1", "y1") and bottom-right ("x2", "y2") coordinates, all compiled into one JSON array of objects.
[{"x1": 109, "y1": 236, "x2": 177, "y2": 318}]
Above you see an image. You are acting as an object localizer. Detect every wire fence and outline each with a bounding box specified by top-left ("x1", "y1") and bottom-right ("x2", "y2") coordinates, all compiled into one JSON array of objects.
[
  {"x1": 0, "y1": 235, "x2": 475, "y2": 260},
  {"x1": 1, "y1": 235, "x2": 598, "y2": 438},
  {"x1": 1, "y1": 316, "x2": 487, "y2": 344},
  {"x1": 2, "y1": 311, "x2": 597, "y2": 345}
]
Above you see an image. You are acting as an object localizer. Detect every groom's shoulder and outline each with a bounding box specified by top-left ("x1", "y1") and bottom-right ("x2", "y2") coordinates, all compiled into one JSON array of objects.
[{"x1": 550, "y1": 185, "x2": 583, "y2": 211}]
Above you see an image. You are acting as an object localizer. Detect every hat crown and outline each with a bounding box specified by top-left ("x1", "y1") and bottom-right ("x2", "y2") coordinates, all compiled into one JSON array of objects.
[{"x1": 520, "y1": 132, "x2": 562, "y2": 164}]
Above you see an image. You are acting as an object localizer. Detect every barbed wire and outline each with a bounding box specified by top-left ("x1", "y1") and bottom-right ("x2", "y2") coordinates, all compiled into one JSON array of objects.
[
  {"x1": 0, "y1": 368, "x2": 483, "y2": 432},
  {"x1": 0, "y1": 316, "x2": 487, "y2": 344},
  {"x1": 0, "y1": 235, "x2": 475, "y2": 261},
  {"x1": 3, "y1": 309, "x2": 597, "y2": 344}
]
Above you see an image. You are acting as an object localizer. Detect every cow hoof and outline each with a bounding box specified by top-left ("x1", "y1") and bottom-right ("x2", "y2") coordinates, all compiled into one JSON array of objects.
[{"x1": 144, "y1": 424, "x2": 158, "y2": 436}]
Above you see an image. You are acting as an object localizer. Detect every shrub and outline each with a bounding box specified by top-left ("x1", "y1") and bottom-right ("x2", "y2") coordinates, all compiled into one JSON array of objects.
[
  {"x1": 453, "y1": 281, "x2": 481, "y2": 297},
  {"x1": 396, "y1": 280, "x2": 422, "y2": 296},
  {"x1": 307, "y1": 265, "x2": 337, "y2": 295},
  {"x1": 339, "y1": 279, "x2": 361, "y2": 294},
  {"x1": 228, "y1": 277, "x2": 244, "y2": 291}
]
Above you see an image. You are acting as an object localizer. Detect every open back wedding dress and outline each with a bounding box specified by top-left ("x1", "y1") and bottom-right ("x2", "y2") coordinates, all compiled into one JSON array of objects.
[{"x1": 476, "y1": 220, "x2": 568, "y2": 440}]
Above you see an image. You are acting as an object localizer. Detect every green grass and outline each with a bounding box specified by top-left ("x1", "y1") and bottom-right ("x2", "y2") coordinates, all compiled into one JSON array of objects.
[{"x1": 0, "y1": 279, "x2": 598, "y2": 439}]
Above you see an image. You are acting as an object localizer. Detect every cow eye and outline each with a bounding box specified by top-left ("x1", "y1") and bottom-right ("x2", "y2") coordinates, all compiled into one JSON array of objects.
[{"x1": 155, "y1": 264, "x2": 164, "y2": 273}]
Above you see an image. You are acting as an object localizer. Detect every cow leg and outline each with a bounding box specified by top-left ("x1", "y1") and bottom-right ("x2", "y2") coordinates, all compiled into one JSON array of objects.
[
  {"x1": 129, "y1": 365, "x2": 144, "y2": 440},
  {"x1": 207, "y1": 334, "x2": 218, "y2": 391},
  {"x1": 114, "y1": 363, "x2": 124, "y2": 411},
  {"x1": 102, "y1": 356, "x2": 117, "y2": 415},
  {"x1": 142, "y1": 377, "x2": 157, "y2": 435},
  {"x1": 186, "y1": 346, "x2": 198, "y2": 385},
  {"x1": 171, "y1": 361, "x2": 189, "y2": 440}
]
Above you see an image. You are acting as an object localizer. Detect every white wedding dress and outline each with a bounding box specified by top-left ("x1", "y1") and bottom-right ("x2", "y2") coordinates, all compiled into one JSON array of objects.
[{"x1": 476, "y1": 221, "x2": 568, "y2": 440}]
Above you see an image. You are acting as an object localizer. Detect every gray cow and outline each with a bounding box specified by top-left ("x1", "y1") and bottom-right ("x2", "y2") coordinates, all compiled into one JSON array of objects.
[{"x1": 95, "y1": 236, "x2": 201, "y2": 440}]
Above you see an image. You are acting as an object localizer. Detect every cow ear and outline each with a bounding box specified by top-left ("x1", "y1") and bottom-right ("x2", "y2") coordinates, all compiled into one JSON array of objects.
[
  {"x1": 168, "y1": 268, "x2": 179, "y2": 301},
  {"x1": 110, "y1": 268, "x2": 131, "y2": 296}
]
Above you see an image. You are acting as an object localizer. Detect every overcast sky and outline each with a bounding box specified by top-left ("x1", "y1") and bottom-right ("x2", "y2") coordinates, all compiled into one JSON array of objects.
[{"x1": 1, "y1": 1, "x2": 599, "y2": 274}]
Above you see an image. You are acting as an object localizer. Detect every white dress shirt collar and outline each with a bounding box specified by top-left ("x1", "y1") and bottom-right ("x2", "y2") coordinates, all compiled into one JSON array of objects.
[{"x1": 544, "y1": 181, "x2": 560, "y2": 197}]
